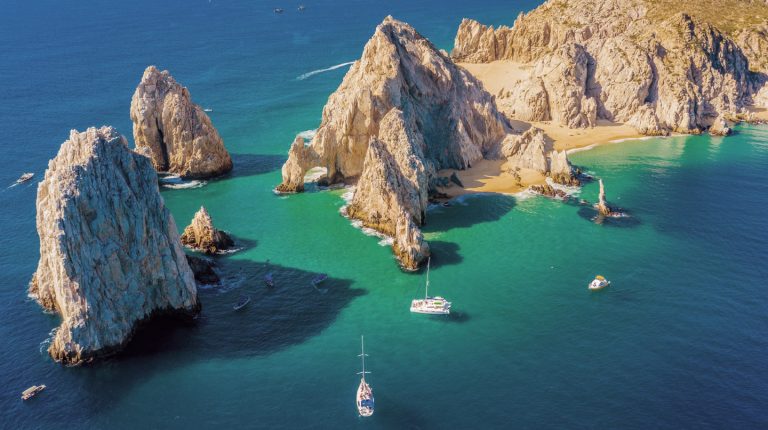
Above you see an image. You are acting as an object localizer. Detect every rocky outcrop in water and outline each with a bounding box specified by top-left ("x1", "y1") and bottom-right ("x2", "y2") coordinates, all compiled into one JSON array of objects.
[
  {"x1": 277, "y1": 17, "x2": 578, "y2": 269},
  {"x1": 131, "y1": 66, "x2": 232, "y2": 179},
  {"x1": 277, "y1": 16, "x2": 510, "y2": 194},
  {"x1": 30, "y1": 126, "x2": 199, "y2": 365},
  {"x1": 596, "y1": 179, "x2": 623, "y2": 217},
  {"x1": 345, "y1": 109, "x2": 430, "y2": 270},
  {"x1": 452, "y1": 0, "x2": 768, "y2": 135},
  {"x1": 180, "y1": 206, "x2": 234, "y2": 254}
]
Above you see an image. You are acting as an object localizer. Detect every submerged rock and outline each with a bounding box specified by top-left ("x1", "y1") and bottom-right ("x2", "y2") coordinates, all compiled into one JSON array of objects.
[
  {"x1": 180, "y1": 206, "x2": 234, "y2": 254},
  {"x1": 131, "y1": 66, "x2": 232, "y2": 179},
  {"x1": 31, "y1": 126, "x2": 199, "y2": 365}
]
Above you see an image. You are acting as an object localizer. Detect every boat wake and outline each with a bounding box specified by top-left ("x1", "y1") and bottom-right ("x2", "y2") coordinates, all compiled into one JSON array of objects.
[
  {"x1": 296, "y1": 61, "x2": 354, "y2": 80},
  {"x1": 159, "y1": 174, "x2": 207, "y2": 190}
]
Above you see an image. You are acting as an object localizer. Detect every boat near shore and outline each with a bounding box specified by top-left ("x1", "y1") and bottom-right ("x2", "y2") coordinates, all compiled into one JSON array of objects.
[{"x1": 410, "y1": 258, "x2": 451, "y2": 315}]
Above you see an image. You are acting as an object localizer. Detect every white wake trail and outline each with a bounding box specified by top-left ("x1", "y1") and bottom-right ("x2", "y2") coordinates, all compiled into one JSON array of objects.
[{"x1": 297, "y1": 61, "x2": 355, "y2": 80}]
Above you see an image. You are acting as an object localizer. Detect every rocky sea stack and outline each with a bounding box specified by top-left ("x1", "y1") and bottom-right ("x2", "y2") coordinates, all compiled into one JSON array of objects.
[
  {"x1": 277, "y1": 16, "x2": 575, "y2": 270},
  {"x1": 452, "y1": 0, "x2": 768, "y2": 135},
  {"x1": 180, "y1": 206, "x2": 234, "y2": 254},
  {"x1": 131, "y1": 66, "x2": 233, "y2": 179},
  {"x1": 30, "y1": 127, "x2": 199, "y2": 365}
]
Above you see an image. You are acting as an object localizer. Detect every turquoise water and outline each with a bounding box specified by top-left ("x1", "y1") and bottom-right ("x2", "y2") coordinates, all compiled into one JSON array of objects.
[{"x1": 2, "y1": 1, "x2": 768, "y2": 428}]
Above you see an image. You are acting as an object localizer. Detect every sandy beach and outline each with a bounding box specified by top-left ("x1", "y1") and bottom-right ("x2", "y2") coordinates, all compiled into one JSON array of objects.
[{"x1": 434, "y1": 62, "x2": 645, "y2": 197}]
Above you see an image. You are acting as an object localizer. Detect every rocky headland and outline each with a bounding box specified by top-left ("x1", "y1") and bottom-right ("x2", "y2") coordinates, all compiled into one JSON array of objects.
[
  {"x1": 180, "y1": 206, "x2": 235, "y2": 254},
  {"x1": 131, "y1": 66, "x2": 233, "y2": 179},
  {"x1": 30, "y1": 126, "x2": 200, "y2": 365},
  {"x1": 277, "y1": 17, "x2": 577, "y2": 270},
  {"x1": 452, "y1": 0, "x2": 768, "y2": 136}
]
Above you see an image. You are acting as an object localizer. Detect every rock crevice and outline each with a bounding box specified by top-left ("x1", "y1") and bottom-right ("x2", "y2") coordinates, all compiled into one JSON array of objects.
[{"x1": 31, "y1": 126, "x2": 199, "y2": 365}]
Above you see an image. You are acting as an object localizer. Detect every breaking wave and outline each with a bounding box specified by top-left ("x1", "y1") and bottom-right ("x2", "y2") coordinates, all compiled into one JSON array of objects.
[{"x1": 159, "y1": 174, "x2": 207, "y2": 190}]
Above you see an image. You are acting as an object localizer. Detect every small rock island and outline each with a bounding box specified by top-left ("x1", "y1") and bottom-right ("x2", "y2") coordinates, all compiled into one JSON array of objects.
[
  {"x1": 131, "y1": 66, "x2": 233, "y2": 179},
  {"x1": 30, "y1": 127, "x2": 200, "y2": 365},
  {"x1": 180, "y1": 206, "x2": 235, "y2": 254}
]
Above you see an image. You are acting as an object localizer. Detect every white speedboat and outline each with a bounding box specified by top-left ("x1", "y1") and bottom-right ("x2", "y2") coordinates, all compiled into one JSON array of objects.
[
  {"x1": 410, "y1": 258, "x2": 451, "y2": 315},
  {"x1": 16, "y1": 172, "x2": 34, "y2": 184},
  {"x1": 588, "y1": 275, "x2": 611, "y2": 291},
  {"x1": 356, "y1": 336, "x2": 374, "y2": 417},
  {"x1": 21, "y1": 385, "x2": 45, "y2": 400}
]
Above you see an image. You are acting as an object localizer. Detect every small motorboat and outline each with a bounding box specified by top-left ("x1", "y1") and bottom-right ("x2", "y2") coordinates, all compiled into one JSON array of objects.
[
  {"x1": 16, "y1": 173, "x2": 34, "y2": 184},
  {"x1": 356, "y1": 336, "x2": 374, "y2": 417},
  {"x1": 311, "y1": 274, "x2": 328, "y2": 286},
  {"x1": 273, "y1": 8, "x2": 284, "y2": 13},
  {"x1": 203, "y1": 108, "x2": 213, "y2": 112},
  {"x1": 21, "y1": 385, "x2": 45, "y2": 401},
  {"x1": 298, "y1": 5, "x2": 306, "y2": 11},
  {"x1": 233, "y1": 295, "x2": 251, "y2": 311},
  {"x1": 264, "y1": 272, "x2": 275, "y2": 288},
  {"x1": 410, "y1": 258, "x2": 451, "y2": 315},
  {"x1": 588, "y1": 275, "x2": 611, "y2": 291}
]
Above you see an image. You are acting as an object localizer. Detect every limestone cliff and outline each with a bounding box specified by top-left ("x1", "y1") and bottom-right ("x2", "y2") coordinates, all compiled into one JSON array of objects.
[
  {"x1": 345, "y1": 110, "x2": 430, "y2": 270},
  {"x1": 277, "y1": 17, "x2": 577, "y2": 269},
  {"x1": 180, "y1": 206, "x2": 234, "y2": 254},
  {"x1": 276, "y1": 16, "x2": 510, "y2": 193},
  {"x1": 131, "y1": 66, "x2": 232, "y2": 179},
  {"x1": 30, "y1": 126, "x2": 199, "y2": 365},
  {"x1": 452, "y1": 0, "x2": 768, "y2": 134}
]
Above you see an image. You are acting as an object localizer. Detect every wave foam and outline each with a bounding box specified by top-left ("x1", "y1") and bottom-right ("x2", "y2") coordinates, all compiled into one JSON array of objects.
[{"x1": 297, "y1": 61, "x2": 355, "y2": 80}]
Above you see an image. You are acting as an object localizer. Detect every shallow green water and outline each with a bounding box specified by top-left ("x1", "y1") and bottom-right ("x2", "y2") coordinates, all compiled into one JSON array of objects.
[{"x1": 1, "y1": 0, "x2": 767, "y2": 428}]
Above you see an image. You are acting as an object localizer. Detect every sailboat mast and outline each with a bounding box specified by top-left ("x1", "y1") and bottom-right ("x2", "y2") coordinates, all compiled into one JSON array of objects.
[
  {"x1": 360, "y1": 335, "x2": 365, "y2": 380},
  {"x1": 425, "y1": 257, "x2": 431, "y2": 299}
]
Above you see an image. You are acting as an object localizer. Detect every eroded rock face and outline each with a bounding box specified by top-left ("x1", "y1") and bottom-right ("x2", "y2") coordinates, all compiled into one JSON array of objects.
[
  {"x1": 277, "y1": 16, "x2": 510, "y2": 193},
  {"x1": 278, "y1": 17, "x2": 578, "y2": 270},
  {"x1": 131, "y1": 66, "x2": 232, "y2": 179},
  {"x1": 452, "y1": 0, "x2": 768, "y2": 134},
  {"x1": 31, "y1": 126, "x2": 199, "y2": 365},
  {"x1": 180, "y1": 206, "x2": 234, "y2": 254},
  {"x1": 345, "y1": 109, "x2": 430, "y2": 270}
]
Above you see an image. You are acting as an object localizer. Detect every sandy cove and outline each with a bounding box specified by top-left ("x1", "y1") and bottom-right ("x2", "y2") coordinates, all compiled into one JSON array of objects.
[{"x1": 436, "y1": 61, "x2": 644, "y2": 198}]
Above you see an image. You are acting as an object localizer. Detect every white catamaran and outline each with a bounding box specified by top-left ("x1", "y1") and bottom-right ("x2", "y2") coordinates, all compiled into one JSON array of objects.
[
  {"x1": 356, "y1": 335, "x2": 374, "y2": 417},
  {"x1": 410, "y1": 258, "x2": 451, "y2": 315}
]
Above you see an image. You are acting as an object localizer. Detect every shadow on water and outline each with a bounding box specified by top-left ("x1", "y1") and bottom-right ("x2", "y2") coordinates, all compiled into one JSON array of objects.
[
  {"x1": 225, "y1": 153, "x2": 285, "y2": 179},
  {"x1": 444, "y1": 310, "x2": 470, "y2": 323},
  {"x1": 424, "y1": 193, "x2": 516, "y2": 233},
  {"x1": 425, "y1": 241, "x2": 463, "y2": 269},
  {"x1": 373, "y1": 393, "x2": 430, "y2": 429},
  {"x1": 70, "y1": 257, "x2": 364, "y2": 413}
]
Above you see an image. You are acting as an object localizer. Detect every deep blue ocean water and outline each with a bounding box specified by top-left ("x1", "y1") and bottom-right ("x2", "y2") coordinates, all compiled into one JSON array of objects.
[{"x1": 1, "y1": 1, "x2": 767, "y2": 428}]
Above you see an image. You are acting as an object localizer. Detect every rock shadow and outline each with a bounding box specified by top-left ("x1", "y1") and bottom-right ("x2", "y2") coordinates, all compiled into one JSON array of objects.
[
  {"x1": 224, "y1": 153, "x2": 285, "y2": 179},
  {"x1": 424, "y1": 193, "x2": 516, "y2": 233},
  {"x1": 424, "y1": 241, "x2": 463, "y2": 269},
  {"x1": 70, "y1": 258, "x2": 363, "y2": 415},
  {"x1": 119, "y1": 258, "x2": 362, "y2": 361}
]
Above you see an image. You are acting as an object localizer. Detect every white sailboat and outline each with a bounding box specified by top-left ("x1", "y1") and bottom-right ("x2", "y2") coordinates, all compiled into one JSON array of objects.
[
  {"x1": 356, "y1": 335, "x2": 374, "y2": 417},
  {"x1": 410, "y1": 258, "x2": 451, "y2": 315}
]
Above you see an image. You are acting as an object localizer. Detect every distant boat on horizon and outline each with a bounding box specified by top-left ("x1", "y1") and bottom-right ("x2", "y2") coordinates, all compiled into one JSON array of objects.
[{"x1": 356, "y1": 336, "x2": 374, "y2": 417}]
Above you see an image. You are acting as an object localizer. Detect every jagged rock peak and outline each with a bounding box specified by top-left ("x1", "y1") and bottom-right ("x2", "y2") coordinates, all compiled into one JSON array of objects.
[
  {"x1": 180, "y1": 206, "x2": 234, "y2": 254},
  {"x1": 597, "y1": 179, "x2": 612, "y2": 216},
  {"x1": 276, "y1": 16, "x2": 510, "y2": 193},
  {"x1": 345, "y1": 109, "x2": 430, "y2": 270},
  {"x1": 30, "y1": 126, "x2": 199, "y2": 365},
  {"x1": 131, "y1": 66, "x2": 232, "y2": 179},
  {"x1": 452, "y1": 0, "x2": 768, "y2": 134}
]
